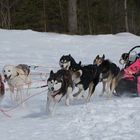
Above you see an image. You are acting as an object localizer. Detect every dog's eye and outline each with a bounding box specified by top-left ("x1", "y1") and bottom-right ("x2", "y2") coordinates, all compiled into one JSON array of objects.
[
  {"x1": 3, "y1": 70, "x2": 5, "y2": 72},
  {"x1": 8, "y1": 70, "x2": 11, "y2": 72}
]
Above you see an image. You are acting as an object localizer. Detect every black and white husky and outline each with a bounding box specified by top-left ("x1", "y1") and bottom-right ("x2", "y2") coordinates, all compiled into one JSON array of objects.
[
  {"x1": 46, "y1": 69, "x2": 73, "y2": 115},
  {"x1": 59, "y1": 54, "x2": 81, "y2": 70},
  {"x1": 69, "y1": 62, "x2": 100, "y2": 102}
]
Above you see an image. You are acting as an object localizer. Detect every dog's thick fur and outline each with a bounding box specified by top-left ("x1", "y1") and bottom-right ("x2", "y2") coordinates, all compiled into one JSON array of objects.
[
  {"x1": 0, "y1": 74, "x2": 5, "y2": 103},
  {"x1": 93, "y1": 54, "x2": 120, "y2": 97},
  {"x1": 2, "y1": 64, "x2": 31, "y2": 104},
  {"x1": 59, "y1": 54, "x2": 81, "y2": 70},
  {"x1": 46, "y1": 69, "x2": 73, "y2": 115},
  {"x1": 69, "y1": 62, "x2": 100, "y2": 102}
]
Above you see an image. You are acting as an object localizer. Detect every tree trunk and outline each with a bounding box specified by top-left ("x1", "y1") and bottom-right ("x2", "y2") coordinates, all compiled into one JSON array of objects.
[
  {"x1": 86, "y1": 0, "x2": 92, "y2": 34},
  {"x1": 68, "y1": 0, "x2": 77, "y2": 34},
  {"x1": 124, "y1": 0, "x2": 129, "y2": 32},
  {"x1": 43, "y1": 0, "x2": 47, "y2": 32},
  {"x1": 58, "y1": 0, "x2": 66, "y2": 31},
  {"x1": 7, "y1": 0, "x2": 11, "y2": 29}
]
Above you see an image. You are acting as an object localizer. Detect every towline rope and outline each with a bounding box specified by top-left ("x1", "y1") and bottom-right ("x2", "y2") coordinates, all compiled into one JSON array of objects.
[{"x1": 0, "y1": 88, "x2": 48, "y2": 118}]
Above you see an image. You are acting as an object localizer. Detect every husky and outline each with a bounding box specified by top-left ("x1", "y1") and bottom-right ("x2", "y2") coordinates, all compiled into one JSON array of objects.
[
  {"x1": 69, "y1": 62, "x2": 100, "y2": 102},
  {"x1": 0, "y1": 74, "x2": 5, "y2": 103},
  {"x1": 46, "y1": 69, "x2": 73, "y2": 115},
  {"x1": 59, "y1": 54, "x2": 81, "y2": 70},
  {"x1": 93, "y1": 54, "x2": 120, "y2": 97},
  {"x1": 119, "y1": 53, "x2": 129, "y2": 66},
  {"x1": 2, "y1": 64, "x2": 31, "y2": 105}
]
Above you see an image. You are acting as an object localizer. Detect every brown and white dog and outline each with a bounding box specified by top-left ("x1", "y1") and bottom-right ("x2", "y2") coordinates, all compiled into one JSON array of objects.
[
  {"x1": 46, "y1": 69, "x2": 73, "y2": 115},
  {"x1": 0, "y1": 74, "x2": 5, "y2": 103},
  {"x1": 93, "y1": 54, "x2": 120, "y2": 98},
  {"x1": 2, "y1": 64, "x2": 31, "y2": 104}
]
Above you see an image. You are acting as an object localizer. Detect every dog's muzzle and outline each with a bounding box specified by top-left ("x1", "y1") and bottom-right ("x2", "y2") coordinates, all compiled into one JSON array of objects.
[
  {"x1": 119, "y1": 58, "x2": 126, "y2": 65},
  {"x1": 4, "y1": 74, "x2": 11, "y2": 81},
  {"x1": 48, "y1": 87, "x2": 54, "y2": 92}
]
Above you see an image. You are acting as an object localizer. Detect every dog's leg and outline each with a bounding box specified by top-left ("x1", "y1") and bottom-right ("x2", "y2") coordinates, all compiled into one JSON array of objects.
[
  {"x1": 106, "y1": 80, "x2": 112, "y2": 99},
  {"x1": 9, "y1": 86, "x2": 15, "y2": 103},
  {"x1": 65, "y1": 87, "x2": 73, "y2": 106},
  {"x1": 100, "y1": 81, "x2": 106, "y2": 96},
  {"x1": 46, "y1": 93, "x2": 51, "y2": 114},
  {"x1": 26, "y1": 76, "x2": 31, "y2": 97},
  {"x1": 46, "y1": 92, "x2": 61, "y2": 116},
  {"x1": 21, "y1": 87, "x2": 26, "y2": 107},
  {"x1": 0, "y1": 95, "x2": 4, "y2": 104},
  {"x1": 86, "y1": 82, "x2": 94, "y2": 103},
  {"x1": 73, "y1": 84, "x2": 84, "y2": 99},
  {"x1": 49, "y1": 99, "x2": 59, "y2": 116},
  {"x1": 16, "y1": 86, "x2": 26, "y2": 107},
  {"x1": 46, "y1": 93, "x2": 56, "y2": 115},
  {"x1": 109, "y1": 78, "x2": 117, "y2": 98}
]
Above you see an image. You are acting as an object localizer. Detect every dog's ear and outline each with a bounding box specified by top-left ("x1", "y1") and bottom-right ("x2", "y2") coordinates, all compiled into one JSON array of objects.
[
  {"x1": 50, "y1": 70, "x2": 54, "y2": 76},
  {"x1": 102, "y1": 54, "x2": 105, "y2": 59},
  {"x1": 96, "y1": 55, "x2": 99, "y2": 59},
  {"x1": 78, "y1": 61, "x2": 81, "y2": 65}
]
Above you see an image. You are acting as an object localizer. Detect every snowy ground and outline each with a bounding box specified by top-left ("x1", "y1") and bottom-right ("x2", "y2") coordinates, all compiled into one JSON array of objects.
[{"x1": 0, "y1": 29, "x2": 140, "y2": 140}]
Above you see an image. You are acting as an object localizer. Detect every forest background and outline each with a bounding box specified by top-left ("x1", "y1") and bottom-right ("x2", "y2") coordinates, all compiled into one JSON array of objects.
[{"x1": 0, "y1": 0, "x2": 140, "y2": 35}]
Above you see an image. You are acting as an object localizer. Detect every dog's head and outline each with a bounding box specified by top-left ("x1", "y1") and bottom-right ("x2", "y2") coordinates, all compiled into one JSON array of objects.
[
  {"x1": 47, "y1": 70, "x2": 63, "y2": 93},
  {"x1": 69, "y1": 61, "x2": 81, "y2": 72},
  {"x1": 93, "y1": 54, "x2": 105, "y2": 66},
  {"x1": 69, "y1": 62, "x2": 82, "y2": 82},
  {"x1": 2, "y1": 65, "x2": 18, "y2": 81},
  {"x1": 119, "y1": 53, "x2": 129, "y2": 65},
  {"x1": 59, "y1": 54, "x2": 75, "y2": 70}
]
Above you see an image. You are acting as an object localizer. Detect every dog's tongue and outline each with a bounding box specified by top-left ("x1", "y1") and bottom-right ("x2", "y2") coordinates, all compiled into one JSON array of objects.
[{"x1": 51, "y1": 90, "x2": 60, "y2": 97}]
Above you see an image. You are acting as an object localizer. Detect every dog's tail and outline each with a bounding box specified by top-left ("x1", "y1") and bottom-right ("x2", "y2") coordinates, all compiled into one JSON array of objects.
[{"x1": 16, "y1": 64, "x2": 30, "y2": 75}]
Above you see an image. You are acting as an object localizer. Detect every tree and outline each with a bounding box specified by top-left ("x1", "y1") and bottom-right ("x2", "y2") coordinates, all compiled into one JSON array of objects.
[
  {"x1": 124, "y1": 0, "x2": 129, "y2": 32},
  {"x1": 43, "y1": 0, "x2": 47, "y2": 32},
  {"x1": 0, "y1": 0, "x2": 19, "y2": 29},
  {"x1": 68, "y1": 0, "x2": 77, "y2": 34}
]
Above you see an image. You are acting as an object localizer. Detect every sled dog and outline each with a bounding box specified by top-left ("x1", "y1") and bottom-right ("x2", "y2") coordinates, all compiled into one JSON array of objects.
[
  {"x1": 2, "y1": 64, "x2": 31, "y2": 104},
  {"x1": 59, "y1": 54, "x2": 81, "y2": 70},
  {"x1": 69, "y1": 62, "x2": 100, "y2": 102},
  {"x1": 93, "y1": 54, "x2": 120, "y2": 97},
  {"x1": 46, "y1": 69, "x2": 73, "y2": 115}
]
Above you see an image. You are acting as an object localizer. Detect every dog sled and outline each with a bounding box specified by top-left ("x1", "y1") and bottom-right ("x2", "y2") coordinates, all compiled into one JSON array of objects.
[{"x1": 116, "y1": 46, "x2": 140, "y2": 97}]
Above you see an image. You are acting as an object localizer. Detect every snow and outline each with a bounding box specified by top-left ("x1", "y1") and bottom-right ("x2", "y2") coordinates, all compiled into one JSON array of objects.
[{"x1": 0, "y1": 29, "x2": 140, "y2": 140}]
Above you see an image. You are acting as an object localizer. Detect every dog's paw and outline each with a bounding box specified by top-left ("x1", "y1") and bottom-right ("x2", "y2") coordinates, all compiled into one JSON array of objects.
[
  {"x1": 65, "y1": 100, "x2": 70, "y2": 106},
  {"x1": 99, "y1": 94, "x2": 103, "y2": 97}
]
